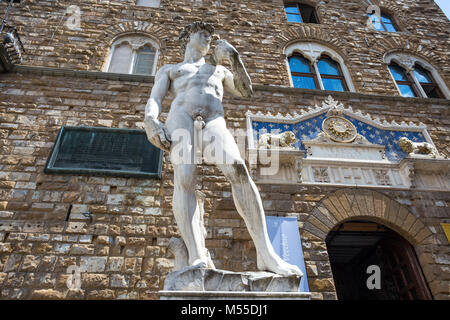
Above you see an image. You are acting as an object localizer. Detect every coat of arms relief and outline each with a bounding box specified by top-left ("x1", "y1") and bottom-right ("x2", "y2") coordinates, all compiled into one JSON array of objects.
[{"x1": 246, "y1": 96, "x2": 448, "y2": 190}]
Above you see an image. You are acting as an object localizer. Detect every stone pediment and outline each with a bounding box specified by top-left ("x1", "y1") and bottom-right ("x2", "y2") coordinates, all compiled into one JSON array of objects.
[
  {"x1": 246, "y1": 95, "x2": 436, "y2": 163},
  {"x1": 303, "y1": 132, "x2": 387, "y2": 162},
  {"x1": 246, "y1": 96, "x2": 448, "y2": 190}
]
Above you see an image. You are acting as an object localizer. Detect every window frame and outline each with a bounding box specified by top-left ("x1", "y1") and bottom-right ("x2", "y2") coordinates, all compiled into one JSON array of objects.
[
  {"x1": 284, "y1": 2, "x2": 319, "y2": 24},
  {"x1": 368, "y1": 12, "x2": 399, "y2": 32},
  {"x1": 388, "y1": 63, "x2": 421, "y2": 98},
  {"x1": 104, "y1": 35, "x2": 159, "y2": 76},
  {"x1": 288, "y1": 54, "x2": 320, "y2": 90},
  {"x1": 132, "y1": 45, "x2": 158, "y2": 75},
  {"x1": 317, "y1": 55, "x2": 349, "y2": 92},
  {"x1": 412, "y1": 64, "x2": 445, "y2": 99},
  {"x1": 45, "y1": 126, "x2": 163, "y2": 179}
]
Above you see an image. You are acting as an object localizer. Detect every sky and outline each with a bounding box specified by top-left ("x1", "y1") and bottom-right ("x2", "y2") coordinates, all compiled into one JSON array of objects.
[{"x1": 435, "y1": 0, "x2": 450, "y2": 19}]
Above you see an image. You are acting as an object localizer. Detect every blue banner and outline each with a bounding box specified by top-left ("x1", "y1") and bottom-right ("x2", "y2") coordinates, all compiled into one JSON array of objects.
[{"x1": 266, "y1": 216, "x2": 310, "y2": 293}]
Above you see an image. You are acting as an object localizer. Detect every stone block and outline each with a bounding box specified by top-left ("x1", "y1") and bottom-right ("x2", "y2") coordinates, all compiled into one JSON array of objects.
[
  {"x1": 82, "y1": 274, "x2": 109, "y2": 288},
  {"x1": 21, "y1": 255, "x2": 40, "y2": 272},
  {"x1": 110, "y1": 274, "x2": 129, "y2": 288},
  {"x1": 80, "y1": 256, "x2": 107, "y2": 273},
  {"x1": 106, "y1": 257, "x2": 124, "y2": 272},
  {"x1": 31, "y1": 289, "x2": 65, "y2": 300}
]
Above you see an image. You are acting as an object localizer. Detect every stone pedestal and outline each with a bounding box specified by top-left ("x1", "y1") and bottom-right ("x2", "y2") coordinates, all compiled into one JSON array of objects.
[
  {"x1": 159, "y1": 266, "x2": 311, "y2": 300},
  {"x1": 159, "y1": 290, "x2": 311, "y2": 300}
]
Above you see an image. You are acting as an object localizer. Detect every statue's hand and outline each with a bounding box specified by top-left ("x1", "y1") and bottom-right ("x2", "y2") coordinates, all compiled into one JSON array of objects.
[
  {"x1": 144, "y1": 116, "x2": 171, "y2": 152},
  {"x1": 213, "y1": 40, "x2": 239, "y2": 65},
  {"x1": 214, "y1": 40, "x2": 253, "y2": 98}
]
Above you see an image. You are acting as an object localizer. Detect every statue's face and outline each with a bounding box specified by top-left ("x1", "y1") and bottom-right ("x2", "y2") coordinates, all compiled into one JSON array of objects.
[{"x1": 188, "y1": 30, "x2": 212, "y2": 55}]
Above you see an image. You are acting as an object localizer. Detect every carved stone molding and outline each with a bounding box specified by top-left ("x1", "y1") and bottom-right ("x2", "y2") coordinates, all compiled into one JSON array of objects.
[
  {"x1": 246, "y1": 96, "x2": 446, "y2": 190},
  {"x1": 113, "y1": 35, "x2": 159, "y2": 52},
  {"x1": 246, "y1": 95, "x2": 429, "y2": 133},
  {"x1": 401, "y1": 158, "x2": 450, "y2": 191},
  {"x1": 247, "y1": 149, "x2": 305, "y2": 185},
  {"x1": 373, "y1": 169, "x2": 392, "y2": 186},
  {"x1": 301, "y1": 160, "x2": 410, "y2": 188}
]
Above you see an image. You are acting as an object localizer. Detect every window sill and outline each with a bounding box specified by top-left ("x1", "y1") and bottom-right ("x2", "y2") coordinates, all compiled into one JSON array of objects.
[
  {"x1": 255, "y1": 84, "x2": 450, "y2": 104},
  {"x1": 44, "y1": 167, "x2": 162, "y2": 179},
  {"x1": 286, "y1": 21, "x2": 320, "y2": 26}
]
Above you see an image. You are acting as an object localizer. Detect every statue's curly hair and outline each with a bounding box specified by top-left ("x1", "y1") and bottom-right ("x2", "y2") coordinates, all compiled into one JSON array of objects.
[{"x1": 179, "y1": 21, "x2": 215, "y2": 54}]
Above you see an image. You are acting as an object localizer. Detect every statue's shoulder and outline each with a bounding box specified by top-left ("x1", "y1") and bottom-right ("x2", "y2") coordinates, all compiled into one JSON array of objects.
[{"x1": 156, "y1": 64, "x2": 175, "y2": 75}]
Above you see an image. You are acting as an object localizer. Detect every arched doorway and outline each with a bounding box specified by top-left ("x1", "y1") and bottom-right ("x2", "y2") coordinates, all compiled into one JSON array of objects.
[{"x1": 325, "y1": 220, "x2": 433, "y2": 300}]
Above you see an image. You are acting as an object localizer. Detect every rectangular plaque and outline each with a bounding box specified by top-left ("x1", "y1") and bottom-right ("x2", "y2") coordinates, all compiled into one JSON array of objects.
[{"x1": 45, "y1": 126, "x2": 163, "y2": 178}]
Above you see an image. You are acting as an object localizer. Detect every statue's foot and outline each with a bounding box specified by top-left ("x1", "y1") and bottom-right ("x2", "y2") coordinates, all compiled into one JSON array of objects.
[{"x1": 257, "y1": 252, "x2": 303, "y2": 277}]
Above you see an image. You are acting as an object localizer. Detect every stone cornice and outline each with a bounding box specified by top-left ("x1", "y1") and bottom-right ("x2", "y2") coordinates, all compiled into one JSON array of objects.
[
  {"x1": 246, "y1": 95, "x2": 429, "y2": 131},
  {"x1": 252, "y1": 84, "x2": 450, "y2": 105},
  {"x1": 12, "y1": 65, "x2": 154, "y2": 83},
  {"x1": 11, "y1": 65, "x2": 450, "y2": 105}
]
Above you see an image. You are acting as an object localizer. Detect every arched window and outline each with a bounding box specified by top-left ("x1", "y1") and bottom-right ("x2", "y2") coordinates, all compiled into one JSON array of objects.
[
  {"x1": 388, "y1": 63, "x2": 418, "y2": 98},
  {"x1": 288, "y1": 54, "x2": 319, "y2": 89},
  {"x1": 385, "y1": 53, "x2": 449, "y2": 99},
  {"x1": 368, "y1": 12, "x2": 398, "y2": 32},
  {"x1": 105, "y1": 35, "x2": 159, "y2": 75},
  {"x1": 317, "y1": 57, "x2": 348, "y2": 92},
  {"x1": 286, "y1": 43, "x2": 355, "y2": 92},
  {"x1": 412, "y1": 65, "x2": 444, "y2": 99},
  {"x1": 284, "y1": 3, "x2": 318, "y2": 23},
  {"x1": 134, "y1": 45, "x2": 157, "y2": 75}
]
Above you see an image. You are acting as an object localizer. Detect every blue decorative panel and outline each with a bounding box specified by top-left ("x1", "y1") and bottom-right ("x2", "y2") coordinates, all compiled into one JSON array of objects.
[
  {"x1": 252, "y1": 113, "x2": 326, "y2": 152},
  {"x1": 344, "y1": 117, "x2": 425, "y2": 162},
  {"x1": 251, "y1": 112, "x2": 427, "y2": 163}
]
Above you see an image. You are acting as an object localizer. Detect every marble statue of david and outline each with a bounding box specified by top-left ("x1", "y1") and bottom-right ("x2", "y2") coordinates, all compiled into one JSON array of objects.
[{"x1": 144, "y1": 22, "x2": 302, "y2": 276}]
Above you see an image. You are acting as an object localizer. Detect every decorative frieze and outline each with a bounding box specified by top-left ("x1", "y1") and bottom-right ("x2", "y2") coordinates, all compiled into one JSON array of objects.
[
  {"x1": 301, "y1": 160, "x2": 408, "y2": 188},
  {"x1": 246, "y1": 96, "x2": 448, "y2": 190}
]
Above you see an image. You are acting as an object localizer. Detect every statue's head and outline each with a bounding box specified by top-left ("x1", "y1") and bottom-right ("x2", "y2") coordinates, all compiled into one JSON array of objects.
[{"x1": 179, "y1": 21, "x2": 215, "y2": 56}]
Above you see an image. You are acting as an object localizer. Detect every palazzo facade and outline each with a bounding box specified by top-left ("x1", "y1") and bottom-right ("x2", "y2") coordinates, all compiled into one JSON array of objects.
[{"x1": 0, "y1": 0, "x2": 449, "y2": 300}]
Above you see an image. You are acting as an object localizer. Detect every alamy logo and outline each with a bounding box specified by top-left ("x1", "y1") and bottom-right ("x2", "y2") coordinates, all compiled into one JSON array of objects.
[
  {"x1": 65, "y1": 5, "x2": 81, "y2": 31},
  {"x1": 366, "y1": 5, "x2": 382, "y2": 30},
  {"x1": 66, "y1": 265, "x2": 82, "y2": 290},
  {"x1": 366, "y1": 265, "x2": 381, "y2": 290}
]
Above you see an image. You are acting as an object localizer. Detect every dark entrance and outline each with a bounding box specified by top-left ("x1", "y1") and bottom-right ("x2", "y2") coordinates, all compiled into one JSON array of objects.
[{"x1": 325, "y1": 220, "x2": 432, "y2": 300}]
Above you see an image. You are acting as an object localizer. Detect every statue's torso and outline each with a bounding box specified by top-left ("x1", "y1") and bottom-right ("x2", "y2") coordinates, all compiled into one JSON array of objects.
[{"x1": 167, "y1": 61, "x2": 227, "y2": 121}]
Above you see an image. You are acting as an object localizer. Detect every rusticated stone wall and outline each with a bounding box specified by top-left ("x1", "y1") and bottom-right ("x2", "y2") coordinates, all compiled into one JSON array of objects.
[
  {"x1": 0, "y1": 0, "x2": 449, "y2": 300},
  {"x1": 3, "y1": 0, "x2": 450, "y2": 94},
  {"x1": 0, "y1": 67, "x2": 449, "y2": 299}
]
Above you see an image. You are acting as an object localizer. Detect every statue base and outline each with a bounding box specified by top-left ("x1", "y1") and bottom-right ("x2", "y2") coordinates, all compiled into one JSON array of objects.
[
  {"x1": 159, "y1": 290, "x2": 311, "y2": 300},
  {"x1": 159, "y1": 265, "x2": 310, "y2": 300}
]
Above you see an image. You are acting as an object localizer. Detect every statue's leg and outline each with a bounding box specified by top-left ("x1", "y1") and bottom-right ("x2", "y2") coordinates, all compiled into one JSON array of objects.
[
  {"x1": 202, "y1": 117, "x2": 302, "y2": 276},
  {"x1": 167, "y1": 112, "x2": 208, "y2": 268},
  {"x1": 171, "y1": 163, "x2": 208, "y2": 267}
]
